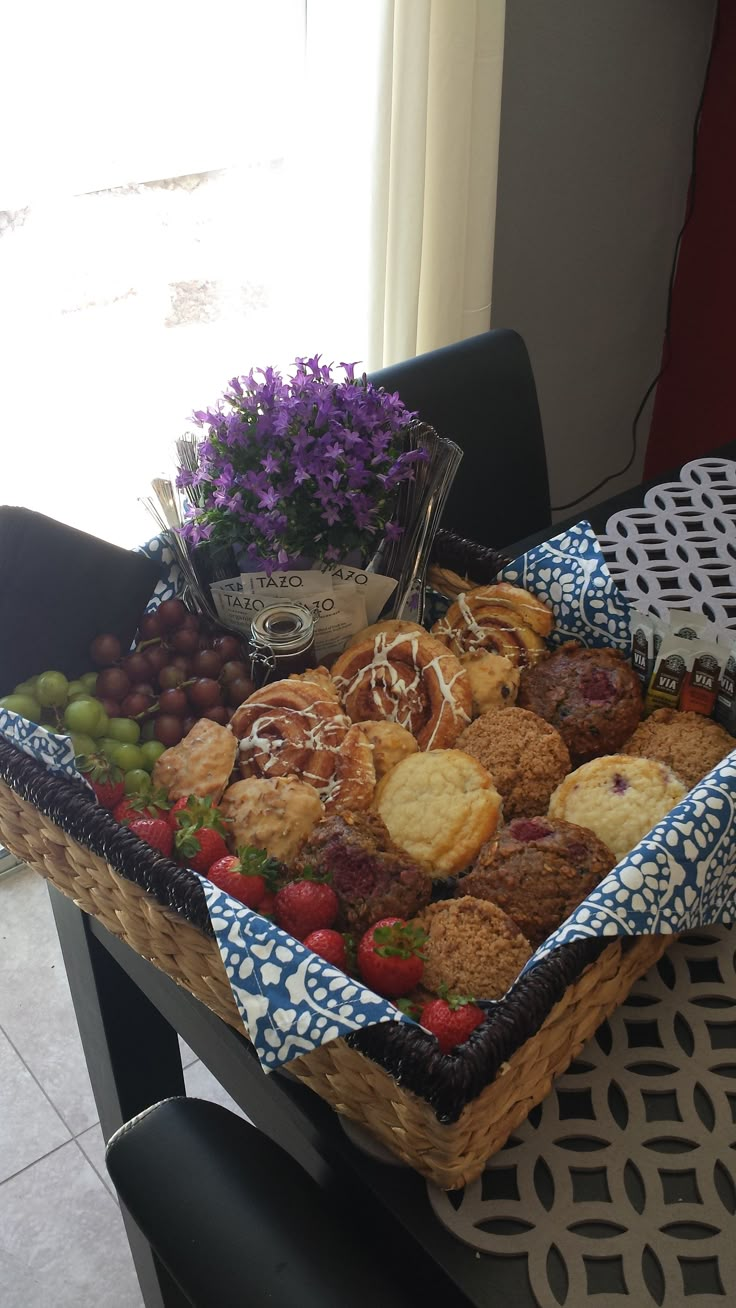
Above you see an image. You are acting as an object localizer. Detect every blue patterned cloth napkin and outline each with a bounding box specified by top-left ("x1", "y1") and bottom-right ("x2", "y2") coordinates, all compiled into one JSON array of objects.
[{"x1": 0, "y1": 708, "x2": 87, "y2": 785}]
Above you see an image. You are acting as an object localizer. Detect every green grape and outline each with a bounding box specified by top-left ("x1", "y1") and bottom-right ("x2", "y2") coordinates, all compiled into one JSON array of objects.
[
  {"x1": 0, "y1": 693, "x2": 42, "y2": 721},
  {"x1": 36, "y1": 671, "x2": 70, "y2": 708},
  {"x1": 124, "y1": 769, "x2": 151, "y2": 795},
  {"x1": 79, "y1": 672, "x2": 98, "y2": 693},
  {"x1": 66, "y1": 680, "x2": 87, "y2": 698},
  {"x1": 90, "y1": 705, "x2": 110, "y2": 739},
  {"x1": 114, "y1": 743, "x2": 146, "y2": 773},
  {"x1": 70, "y1": 732, "x2": 97, "y2": 757},
  {"x1": 13, "y1": 680, "x2": 39, "y2": 697},
  {"x1": 63, "y1": 699, "x2": 102, "y2": 735},
  {"x1": 140, "y1": 720, "x2": 156, "y2": 742},
  {"x1": 140, "y1": 740, "x2": 166, "y2": 772},
  {"x1": 97, "y1": 738, "x2": 124, "y2": 763},
  {"x1": 107, "y1": 718, "x2": 141, "y2": 745}
]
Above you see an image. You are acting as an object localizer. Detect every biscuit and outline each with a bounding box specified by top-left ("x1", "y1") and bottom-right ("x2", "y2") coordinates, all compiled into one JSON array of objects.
[
  {"x1": 457, "y1": 706, "x2": 570, "y2": 820},
  {"x1": 354, "y1": 720, "x2": 419, "y2": 780},
  {"x1": 460, "y1": 650, "x2": 520, "y2": 717},
  {"x1": 152, "y1": 718, "x2": 237, "y2": 803},
  {"x1": 623, "y1": 708, "x2": 734, "y2": 791},
  {"x1": 373, "y1": 749, "x2": 502, "y2": 875},
  {"x1": 411, "y1": 896, "x2": 532, "y2": 998},
  {"x1": 548, "y1": 754, "x2": 687, "y2": 862},
  {"x1": 219, "y1": 775, "x2": 323, "y2": 864}
]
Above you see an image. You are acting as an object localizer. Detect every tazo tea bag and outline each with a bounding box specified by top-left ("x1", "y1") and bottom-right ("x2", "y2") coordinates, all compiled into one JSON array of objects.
[
  {"x1": 630, "y1": 610, "x2": 656, "y2": 688},
  {"x1": 716, "y1": 645, "x2": 736, "y2": 735},
  {"x1": 312, "y1": 583, "x2": 368, "y2": 661}
]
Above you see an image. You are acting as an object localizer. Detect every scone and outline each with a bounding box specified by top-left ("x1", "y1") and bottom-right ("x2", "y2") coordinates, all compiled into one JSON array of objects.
[
  {"x1": 373, "y1": 749, "x2": 502, "y2": 875},
  {"x1": 152, "y1": 718, "x2": 237, "y2": 803},
  {"x1": 548, "y1": 754, "x2": 687, "y2": 862},
  {"x1": 411, "y1": 896, "x2": 532, "y2": 998},
  {"x1": 457, "y1": 707, "x2": 570, "y2": 820},
  {"x1": 460, "y1": 650, "x2": 520, "y2": 716},
  {"x1": 518, "y1": 642, "x2": 643, "y2": 764},
  {"x1": 219, "y1": 775, "x2": 323, "y2": 864},
  {"x1": 461, "y1": 816, "x2": 615, "y2": 946},
  {"x1": 623, "y1": 708, "x2": 735, "y2": 791},
  {"x1": 354, "y1": 720, "x2": 419, "y2": 780}
]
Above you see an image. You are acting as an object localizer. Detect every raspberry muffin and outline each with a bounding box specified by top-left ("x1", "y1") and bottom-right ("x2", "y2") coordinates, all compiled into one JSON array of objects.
[
  {"x1": 459, "y1": 816, "x2": 616, "y2": 946},
  {"x1": 623, "y1": 708, "x2": 734, "y2": 792},
  {"x1": 411, "y1": 896, "x2": 532, "y2": 999},
  {"x1": 518, "y1": 642, "x2": 643, "y2": 765},
  {"x1": 457, "y1": 707, "x2": 571, "y2": 820},
  {"x1": 548, "y1": 754, "x2": 687, "y2": 862}
]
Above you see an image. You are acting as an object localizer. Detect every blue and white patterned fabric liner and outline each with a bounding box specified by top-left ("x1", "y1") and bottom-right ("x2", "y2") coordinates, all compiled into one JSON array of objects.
[
  {"x1": 135, "y1": 536, "x2": 184, "y2": 609},
  {"x1": 197, "y1": 874, "x2": 411, "y2": 1070},
  {"x1": 0, "y1": 708, "x2": 89, "y2": 787}
]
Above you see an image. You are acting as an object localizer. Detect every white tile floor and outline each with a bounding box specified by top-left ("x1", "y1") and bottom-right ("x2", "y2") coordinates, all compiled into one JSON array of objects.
[{"x1": 0, "y1": 864, "x2": 245, "y2": 1307}]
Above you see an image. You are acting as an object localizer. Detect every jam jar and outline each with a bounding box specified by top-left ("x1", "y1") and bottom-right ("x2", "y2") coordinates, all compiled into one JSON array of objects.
[{"x1": 249, "y1": 603, "x2": 317, "y2": 686}]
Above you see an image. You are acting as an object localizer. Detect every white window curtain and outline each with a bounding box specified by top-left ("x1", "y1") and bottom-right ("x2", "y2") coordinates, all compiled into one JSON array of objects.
[{"x1": 0, "y1": 1, "x2": 505, "y2": 544}]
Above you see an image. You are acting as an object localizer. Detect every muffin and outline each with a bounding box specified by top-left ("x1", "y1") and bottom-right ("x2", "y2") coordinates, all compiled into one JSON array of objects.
[
  {"x1": 354, "y1": 720, "x2": 419, "y2": 780},
  {"x1": 460, "y1": 816, "x2": 616, "y2": 946},
  {"x1": 460, "y1": 650, "x2": 520, "y2": 717},
  {"x1": 548, "y1": 754, "x2": 687, "y2": 862},
  {"x1": 411, "y1": 896, "x2": 532, "y2": 999},
  {"x1": 623, "y1": 708, "x2": 735, "y2": 791},
  {"x1": 457, "y1": 706, "x2": 571, "y2": 820},
  {"x1": 518, "y1": 642, "x2": 643, "y2": 765},
  {"x1": 295, "y1": 810, "x2": 431, "y2": 934}
]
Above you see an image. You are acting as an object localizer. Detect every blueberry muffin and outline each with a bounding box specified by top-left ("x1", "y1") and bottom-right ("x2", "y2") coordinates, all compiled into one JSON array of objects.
[
  {"x1": 548, "y1": 754, "x2": 687, "y2": 862},
  {"x1": 518, "y1": 642, "x2": 643, "y2": 764},
  {"x1": 459, "y1": 816, "x2": 616, "y2": 946},
  {"x1": 457, "y1": 706, "x2": 571, "y2": 820}
]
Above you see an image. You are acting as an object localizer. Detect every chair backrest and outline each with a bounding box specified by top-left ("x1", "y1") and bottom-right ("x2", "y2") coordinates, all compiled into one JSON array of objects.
[{"x1": 368, "y1": 329, "x2": 550, "y2": 549}]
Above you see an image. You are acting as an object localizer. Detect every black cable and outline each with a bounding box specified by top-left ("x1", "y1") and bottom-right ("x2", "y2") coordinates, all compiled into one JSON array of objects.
[{"x1": 551, "y1": 1, "x2": 721, "y2": 514}]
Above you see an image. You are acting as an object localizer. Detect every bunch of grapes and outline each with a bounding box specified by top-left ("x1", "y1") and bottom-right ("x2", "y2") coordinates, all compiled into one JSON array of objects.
[{"x1": 0, "y1": 598, "x2": 255, "y2": 793}]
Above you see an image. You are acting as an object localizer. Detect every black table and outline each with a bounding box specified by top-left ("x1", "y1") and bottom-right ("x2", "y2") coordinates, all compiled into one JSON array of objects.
[{"x1": 48, "y1": 443, "x2": 736, "y2": 1308}]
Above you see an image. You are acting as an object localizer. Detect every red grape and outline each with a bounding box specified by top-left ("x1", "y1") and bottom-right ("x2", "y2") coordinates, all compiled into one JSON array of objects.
[
  {"x1": 158, "y1": 598, "x2": 188, "y2": 630},
  {"x1": 90, "y1": 633, "x2": 122, "y2": 667},
  {"x1": 139, "y1": 611, "x2": 163, "y2": 641},
  {"x1": 98, "y1": 696, "x2": 122, "y2": 717},
  {"x1": 121, "y1": 691, "x2": 155, "y2": 718},
  {"x1": 188, "y1": 678, "x2": 223, "y2": 710},
  {"x1": 145, "y1": 645, "x2": 169, "y2": 677},
  {"x1": 96, "y1": 667, "x2": 130, "y2": 700},
  {"x1": 154, "y1": 715, "x2": 184, "y2": 747},
  {"x1": 227, "y1": 676, "x2": 255, "y2": 706},
  {"x1": 159, "y1": 665, "x2": 187, "y2": 691},
  {"x1": 131, "y1": 682, "x2": 155, "y2": 697},
  {"x1": 202, "y1": 705, "x2": 228, "y2": 725},
  {"x1": 122, "y1": 651, "x2": 151, "y2": 682},
  {"x1": 181, "y1": 611, "x2": 200, "y2": 632},
  {"x1": 181, "y1": 715, "x2": 197, "y2": 735},
  {"x1": 214, "y1": 635, "x2": 242, "y2": 662},
  {"x1": 220, "y1": 660, "x2": 248, "y2": 685},
  {"x1": 158, "y1": 688, "x2": 189, "y2": 717},
  {"x1": 171, "y1": 655, "x2": 192, "y2": 675},
  {"x1": 171, "y1": 628, "x2": 199, "y2": 654},
  {"x1": 192, "y1": 649, "x2": 222, "y2": 678}
]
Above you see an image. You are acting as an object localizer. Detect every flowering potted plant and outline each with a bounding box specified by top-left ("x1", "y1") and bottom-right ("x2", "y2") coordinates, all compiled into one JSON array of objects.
[{"x1": 177, "y1": 356, "x2": 424, "y2": 573}]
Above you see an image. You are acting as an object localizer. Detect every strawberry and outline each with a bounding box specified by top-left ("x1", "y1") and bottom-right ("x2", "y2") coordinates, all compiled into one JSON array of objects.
[
  {"x1": 175, "y1": 824, "x2": 229, "y2": 874},
  {"x1": 128, "y1": 817, "x2": 174, "y2": 858},
  {"x1": 78, "y1": 754, "x2": 124, "y2": 809},
  {"x1": 207, "y1": 847, "x2": 280, "y2": 909},
  {"x1": 258, "y1": 889, "x2": 277, "y2": 917},
  {"x1": 113, "y1": 787, "x2": 170, "y2": 826},
  {"x1": 303, "y1": 928, "x2": 348, "y2": 969},
  {"x1": 420, "y1": 989, "x2": 485, "y2": 1053},
  {"x1": 274, "y1": 879, "x2": 338, "y2": 940},
  {"x1": 357, "y1": 917, "x2": 426, "y2": 998},
  {"x1": 169, "y1": 795, "x2": 225, "y2": 831}
]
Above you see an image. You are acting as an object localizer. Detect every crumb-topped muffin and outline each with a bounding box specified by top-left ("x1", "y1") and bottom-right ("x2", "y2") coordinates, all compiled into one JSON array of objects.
[
  {"x1": 623, "y1": 708, "x2": 734, "y2": 792},
  {"x1": 518, "y1": 642, "x2": 643, "y2": 765},
  {"x1": 411, "y1": 896, "x2": 532, "y2": 998},
  {"x1": 548, "y1": 754, "x2": 687, "y2": 862},
  {"x1": 457, "y1": 707, "x2": 571, "y2": 820},
  {"x1": 459, "y1": 816, "x2": 616, "y2": 946}
]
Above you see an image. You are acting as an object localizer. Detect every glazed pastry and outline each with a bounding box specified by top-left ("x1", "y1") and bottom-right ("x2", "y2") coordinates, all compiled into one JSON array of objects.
[
  {"x1": 220, "y1": 775, "x2": 323, "y2": 864},
  {"x1": 331, "y1": 628, "x2": 472, "y2": 750},
  {"x1": 411, "y1": 896, "x2": 532, "y2": 999},
  {"x1": 548, "y1": 754, "x2": 687, "y2": 862},
  {"x1": 152, "y1": 718, "x2": 237, "y2": 803},
  {"x1": 460, "y1": 650, "x2": 520, "y2": 716},
  {"x1": 518, "y1": 641, "x2": 643, "y2": 765},
  {"x1": 457, "y1": 706, "x2": 570, "y2": 820},
  {"x1": 296, "y1": 810, "x2": 431, "y2": 934},
  {"x1": 623, "y1": 708, "x2": 735, "y2": 791},
  {"x1": 354, "y1": 720, "x2": 419, "y2": 780},
  {"x1": 461, "y1": 816, "x2": 615, "y2": 946},
  {"x1": 229, "y1": 678, "x2": 374, "y2": 812},
  {"x1": 432, "y1": 582, "x2": 552, "y2": 667},
  {"x1": 373, "y1": 748, "x2": 502, "y2": 875},
  {"x1": 287, "y1": 665, "x2": 340, "y2": 700},
  {"x1": 344, "y1": 618, "x2": 425, "y2": 650}
]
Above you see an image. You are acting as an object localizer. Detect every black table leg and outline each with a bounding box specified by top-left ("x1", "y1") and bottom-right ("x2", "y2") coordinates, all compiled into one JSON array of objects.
[{"x1": 49, "y1": 884, "x2": 189, "y2": 1308}]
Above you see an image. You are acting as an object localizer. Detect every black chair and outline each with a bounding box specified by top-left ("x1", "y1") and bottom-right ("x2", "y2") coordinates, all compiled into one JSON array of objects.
[
  {"x1": 106, "y1": 1097, "x2": 430, "y2": 1308},
  {"x1": 368, "y1": 328, "x2": 550, "y2": 549}
]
